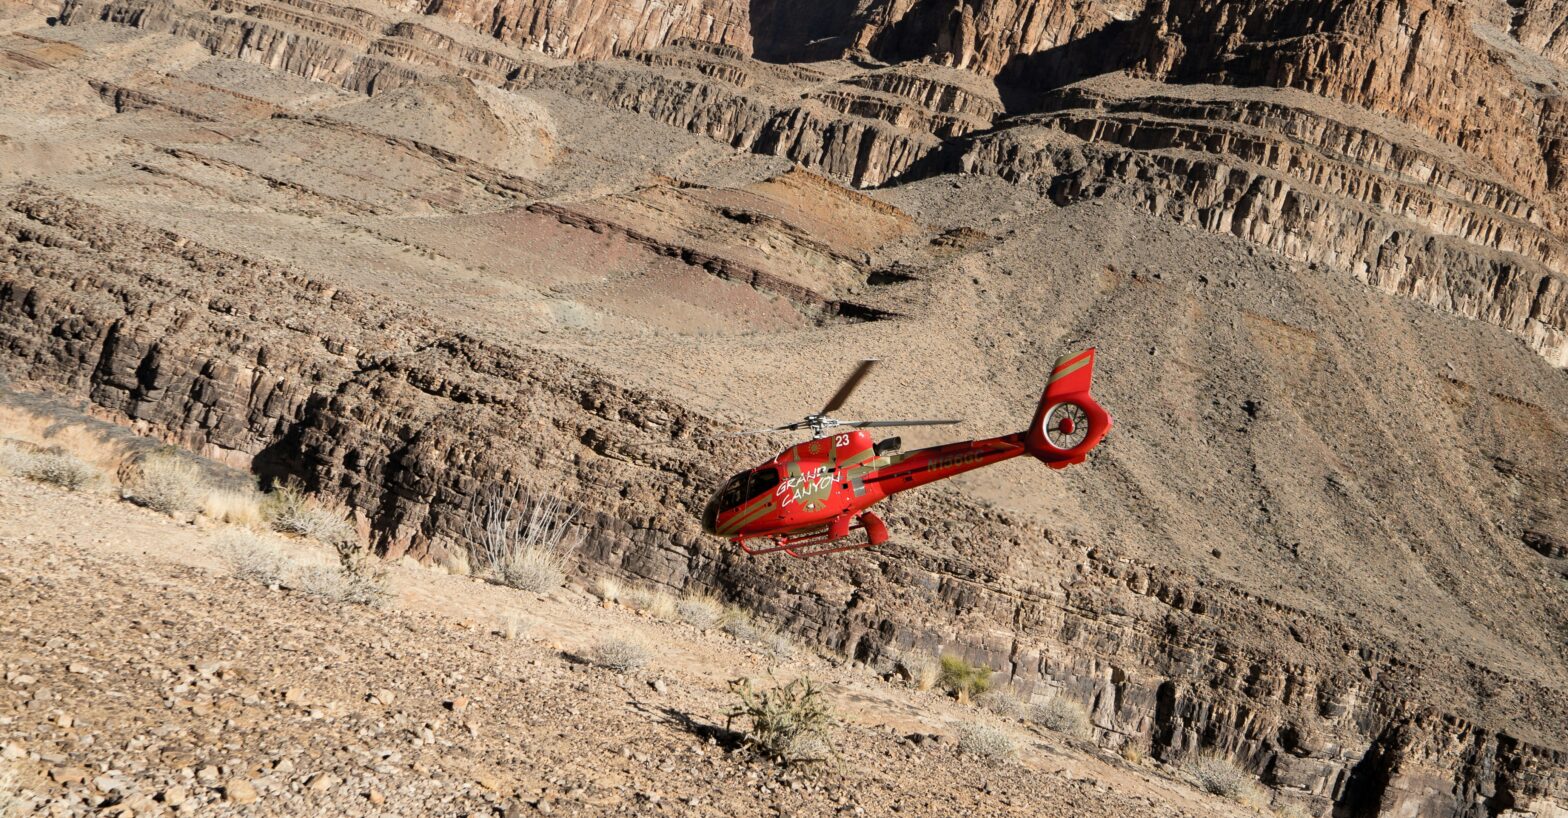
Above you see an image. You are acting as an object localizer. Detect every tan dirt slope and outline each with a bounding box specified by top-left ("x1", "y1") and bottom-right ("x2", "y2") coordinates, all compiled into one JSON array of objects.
[{"x1": 0, "y1": 471, "x2": 1251, "y2": 818}]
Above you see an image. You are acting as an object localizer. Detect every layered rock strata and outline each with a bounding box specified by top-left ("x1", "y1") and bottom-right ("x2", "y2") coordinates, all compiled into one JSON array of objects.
[{"x1": 940, "y1": 82, "x2": 1568, "y2": 367}]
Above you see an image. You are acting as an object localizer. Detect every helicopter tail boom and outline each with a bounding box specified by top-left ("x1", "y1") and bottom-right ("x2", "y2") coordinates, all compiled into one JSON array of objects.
[{"x1": 1024, "y1": 347, "x2": 1112, "y2": 469}]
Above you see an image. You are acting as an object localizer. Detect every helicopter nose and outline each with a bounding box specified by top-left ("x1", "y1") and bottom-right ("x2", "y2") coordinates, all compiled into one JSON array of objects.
[{"x1": 700, "y1": 494, "x2": 721, "y2": 535}]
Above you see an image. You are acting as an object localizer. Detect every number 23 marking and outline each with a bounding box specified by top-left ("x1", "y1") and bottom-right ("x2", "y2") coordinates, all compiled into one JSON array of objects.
[{"x1": 834, "y1": 434, "x2": 850, "y2": 448}]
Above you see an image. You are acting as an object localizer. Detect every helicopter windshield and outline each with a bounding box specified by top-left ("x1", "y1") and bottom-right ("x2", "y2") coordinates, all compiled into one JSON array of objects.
[{"x1": 717, "y1": 467, "x2": 780, "y2": 510}]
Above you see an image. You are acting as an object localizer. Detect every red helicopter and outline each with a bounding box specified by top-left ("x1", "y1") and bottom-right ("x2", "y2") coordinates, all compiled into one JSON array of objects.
[{"x1": 700, "y1": 348, "x2": 1112, "y2": 557}]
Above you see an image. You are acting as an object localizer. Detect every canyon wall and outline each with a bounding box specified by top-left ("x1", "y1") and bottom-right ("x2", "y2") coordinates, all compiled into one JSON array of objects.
[{"x1": 4, "y1": 181, "x2": 1566, "y2": 818}]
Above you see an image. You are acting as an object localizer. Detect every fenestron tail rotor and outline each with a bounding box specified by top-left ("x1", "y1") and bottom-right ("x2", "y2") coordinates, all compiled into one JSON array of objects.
[{"x1": 731, "y1": 360, "x2": 962, "y2": 440}]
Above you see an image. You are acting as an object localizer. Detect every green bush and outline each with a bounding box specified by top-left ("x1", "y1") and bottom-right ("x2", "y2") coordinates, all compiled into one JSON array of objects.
[{"x1": 939, "y1": 655, "x2": 993, "y2": 701}]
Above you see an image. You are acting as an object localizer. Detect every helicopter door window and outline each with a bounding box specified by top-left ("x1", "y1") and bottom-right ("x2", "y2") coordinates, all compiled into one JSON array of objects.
[{"x1": 746, "y1": 467, "x2": 779, "y2": 501}]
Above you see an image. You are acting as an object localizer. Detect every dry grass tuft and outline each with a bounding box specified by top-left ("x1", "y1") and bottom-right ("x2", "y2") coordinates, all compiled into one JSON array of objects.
[
  {"x1": 0, "y1": 761, "x2": 19, "y2": 818},
  {"x1": 589, "y1": 637, "x2": 650, "y2": 672},
  {"x1": 900, "y1": 655, "x2": 941, "y2": 691},
  {"x1": 977, "y1": 690, "x2": 1025, "y2": 720},
  {"x1": 592, "y1": 576, "x2": 623, "y2": 603},
  {"x1": 726, "y1": 676, "x2": 836, "y2": 768},
  {"x1": 496, "y1": 546, "x2": 569, "y2": 593},
  {"x1": 202, "y1": 488, "x2": 265, "y2": 526},
  {"x1": 625, "y1": 587, "x2": 678, "y2": 619},
  {"x1": 499, "y1": 614, "x2": 530, "y2": 640},
  {"x1": 676, "y1": 593, "x2": 725, "y2": 629},
  {"x1": 1120, "y1": 743, "x2": 1146, "y2": 765},
  {"x1": 211, "y1": 528, "x2": 292, "y2": 586},
  {"x1": 1187, "y1": 753, "x2": 1265, "y2": 805},
  {"x1": 265, "y1": 479, "x2": 357, "y2": 545},
  {"x1": 939, "y1": 655, "x2": 993, "y2": 702},
  {"x1": 957, "y1": 723, "x2": 1016, "y2": 765},
  {"x1": 1030, "y1": 695, "x2": 1092, "y2": 738},
  {"x1": 123, "y1": 453, "x2": 206, "y2": 514}
]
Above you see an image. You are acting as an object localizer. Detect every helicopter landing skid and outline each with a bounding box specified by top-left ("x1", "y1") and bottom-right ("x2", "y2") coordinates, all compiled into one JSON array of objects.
[{"x1": 735, "y1": 512, "x2": 888, "y2": 558}]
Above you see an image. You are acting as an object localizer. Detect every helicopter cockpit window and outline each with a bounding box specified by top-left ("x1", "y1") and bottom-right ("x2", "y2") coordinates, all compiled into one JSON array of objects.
[{"x1": 746, "y1": 467, "x2": 779, "y2": 501}]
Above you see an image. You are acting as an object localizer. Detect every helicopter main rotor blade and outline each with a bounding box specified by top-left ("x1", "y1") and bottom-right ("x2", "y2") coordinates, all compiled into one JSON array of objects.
[
  {"x1": 820, "y1": 359, "x2": 878, "y2": 415},
  {"x1": 723, "y1": 421, "x2": 808, "y2": 438},
  {"x1": 841, "y1": 419, "x2": 963, "y2": 429}
]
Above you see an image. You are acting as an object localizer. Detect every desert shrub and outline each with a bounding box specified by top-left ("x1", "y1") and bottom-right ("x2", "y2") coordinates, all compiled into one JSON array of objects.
[
  {"x1": 592, "y1": 576, "x2": 623, "y2": 602},
  {"x1": 677, "y1": 594, "x2": 725, "y2": 629},
  {"x1": 939, "y1": 655, "x2": 992, "y2": 701},
  {"x1": 625, "y1": 587, "x2": 677, "y2": 619},
  {"x1": 977, "y1": 690, "x2": 1025, "y2": 720},
  {"x1": 202, "y1": 488, "x2": 264, "y2": 526},
  {"x1": 1120, "y1": 743, "x2": 1146, "y2": 764},
  {"x1": 3, "y1": 442, "x2": 99, "y2": 490},
  {"x1": 465, "y1": 486, "x2": 580, "y2": 593},
  {"x1": 327, "y1": 541, "x2": 390, "y2": 607},
  {"x1": 211, "y1": 528, "x2": 292, "y2": 586},
  {"x1": 0, "y1": 408, "x2": 127, "y2": 475},
  {"x1": 293, "y1": 561, "x2": 388, "y2": 608},
  {"x1": 956, "y1": 723, "x2": 1016, "y2": 765},
  {"x1": 589, "y1": 637, "x2": 649, "y2": 672},
  {"x1": 726, "y1": 676, "x2": 835, "y2": 767},
  {"x1": 123, "y1": 453, "x2": 206, "y2": 514},
  {"x1": 265, "y1": 479, "x2": 358, "y2": 545},
  {"x1": 0, "y1": 441, "x2": 31, "y2": 476},
  {"x1": 1030, "y1": 695, "x2": 1091, "y2": 738},
  {"x1": 1187, "y1": 754, "x2": 1264, "y2": 804}
]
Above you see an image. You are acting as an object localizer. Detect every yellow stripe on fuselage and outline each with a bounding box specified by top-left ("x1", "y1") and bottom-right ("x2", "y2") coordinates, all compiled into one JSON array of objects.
[{"x1": 718, "y1": 497, "x2": 777, "y2": 536}]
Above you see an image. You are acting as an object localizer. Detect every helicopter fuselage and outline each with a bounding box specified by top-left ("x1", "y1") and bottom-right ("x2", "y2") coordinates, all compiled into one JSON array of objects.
[
  {"x1": 700, "y1": 348, "x2": 1112, "y2": 557},
  {"x1": 701, "y1": 430, "x2": 1024, "y2": 541}
]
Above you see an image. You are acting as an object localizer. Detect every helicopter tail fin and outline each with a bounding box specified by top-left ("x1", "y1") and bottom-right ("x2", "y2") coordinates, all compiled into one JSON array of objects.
[{"x1": 1024, "y1": 348, "x2": 1113, "y2": 469}]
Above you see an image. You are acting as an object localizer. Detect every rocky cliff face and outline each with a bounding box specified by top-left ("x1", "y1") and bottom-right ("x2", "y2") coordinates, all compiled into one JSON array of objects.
[{"x1": 55, "y1": 0, "x2": 1568, "y2": 367}]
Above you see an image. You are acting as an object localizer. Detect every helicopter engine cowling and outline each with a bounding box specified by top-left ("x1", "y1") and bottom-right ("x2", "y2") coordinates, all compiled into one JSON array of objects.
[{"x1": 1024, "y1": 348, "x2": 1112, "y2": 469}]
